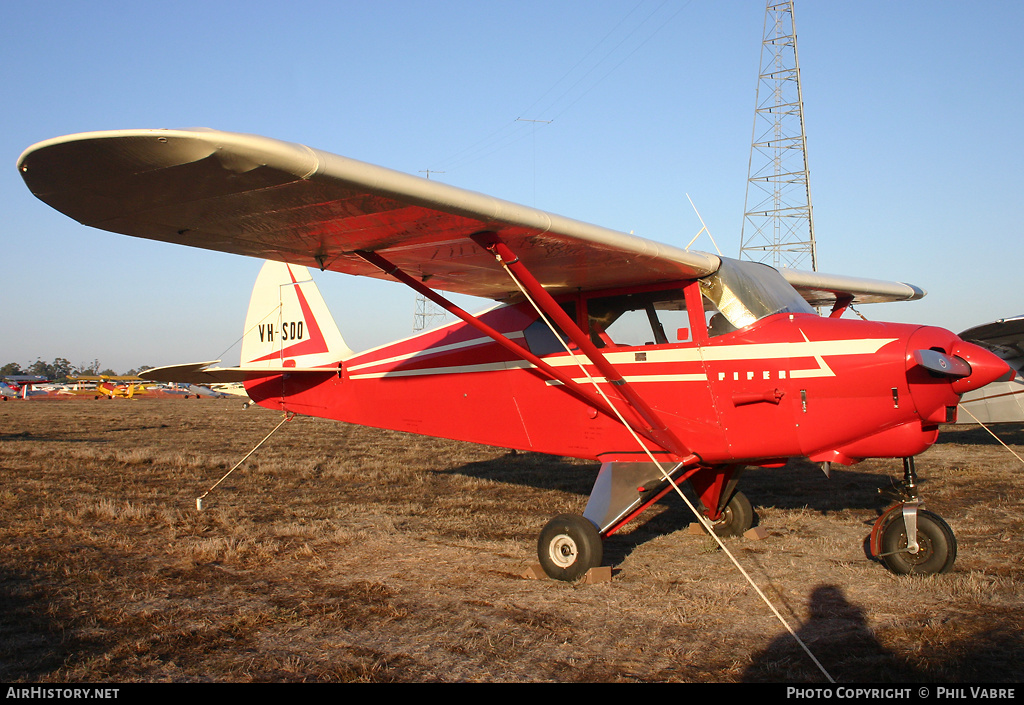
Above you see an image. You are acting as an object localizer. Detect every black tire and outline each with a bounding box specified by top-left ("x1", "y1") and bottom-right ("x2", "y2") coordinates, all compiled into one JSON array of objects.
[
  {"x1": 537, "y1": 514, "x2": 603, "y2": 582},
  {"x1": 880, "y1": 509, "x2": 957, "y2": 575},
  {"x1": 710, "y1": 490, "x2": 754, "y2": 537}
]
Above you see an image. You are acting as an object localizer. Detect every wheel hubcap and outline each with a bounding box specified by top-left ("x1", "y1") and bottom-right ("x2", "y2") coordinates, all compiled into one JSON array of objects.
[
  {"x1": 899, "y1": 532, "x2": 933, "y2": 563},
  {"x1": 711, "y1": 505, "x2": 732, "y2": 527},
  {"x1": 549, "y1": 534, "x2": 578, "y2": 568}
]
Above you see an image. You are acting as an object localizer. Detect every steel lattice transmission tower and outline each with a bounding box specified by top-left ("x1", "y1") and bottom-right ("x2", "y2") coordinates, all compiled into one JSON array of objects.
[
  {"x1": 413, "y1": 167, "x2": 448, "y2": 332},
  {"x1": 739, "y1": 1, "x2": 817, "y2": 271},
  {"x1": 413, "y1": 295, "x2": 446, "y2": 332}
]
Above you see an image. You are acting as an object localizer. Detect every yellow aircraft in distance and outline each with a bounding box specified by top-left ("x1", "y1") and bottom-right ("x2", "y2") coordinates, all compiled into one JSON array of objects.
[{"x1": 69, "y1": 375, "x2": 152, "y2": 399}]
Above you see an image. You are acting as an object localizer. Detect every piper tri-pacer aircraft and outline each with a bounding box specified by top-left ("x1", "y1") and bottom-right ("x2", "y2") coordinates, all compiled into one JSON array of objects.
[{"x1": 18, "y1": 128, "x2": 1010, "y2": 580}]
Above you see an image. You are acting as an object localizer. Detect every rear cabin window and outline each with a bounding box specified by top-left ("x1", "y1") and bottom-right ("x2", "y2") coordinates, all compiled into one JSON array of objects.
[{"x1": 522, "y1": 301, "x2": 577, "y2": 357}]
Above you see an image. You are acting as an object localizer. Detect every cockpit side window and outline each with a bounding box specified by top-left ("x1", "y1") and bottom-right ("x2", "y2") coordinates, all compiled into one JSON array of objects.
[
  {"x1": 705, "y1": 309, "x2": 738, "y2": 338},
  {"x1": 586, "y1": 289, "x2": 689, "y2": 348}
]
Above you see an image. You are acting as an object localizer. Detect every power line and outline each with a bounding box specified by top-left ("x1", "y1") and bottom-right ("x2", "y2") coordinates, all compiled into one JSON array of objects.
[{"x1": 430, "y1": 1, "x2": 690, "y2": 175}]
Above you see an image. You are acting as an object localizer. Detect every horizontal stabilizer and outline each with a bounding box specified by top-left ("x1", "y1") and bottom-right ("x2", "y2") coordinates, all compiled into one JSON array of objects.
[{"x1": 140, "y1": 361, "x2": 337, "y2": 385}]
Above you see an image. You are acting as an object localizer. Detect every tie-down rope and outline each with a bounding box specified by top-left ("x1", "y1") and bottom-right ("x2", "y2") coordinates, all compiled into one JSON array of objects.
[
  {"x1": 957, "y1": 404, "x2": 1024, "y2": 466},
  {"x1": 195, "y1": 411, "x2": 296, "y2": 510},
  {"x1": 497, "y1": 256, "x2": 835, "y2": 683}
]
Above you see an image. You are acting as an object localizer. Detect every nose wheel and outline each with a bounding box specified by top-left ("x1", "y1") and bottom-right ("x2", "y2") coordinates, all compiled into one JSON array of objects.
[
  {"x1": 871, "y1": 457, "x2": 957, "y2": 575},
  {"x1": 878, "y1": 508, "x2": 957, "y2": 575}
]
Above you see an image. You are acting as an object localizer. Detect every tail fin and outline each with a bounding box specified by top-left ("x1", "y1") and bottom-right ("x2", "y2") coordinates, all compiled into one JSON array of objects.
[{"x1": 240, "y1": 261, "x2": 352, "y2": 368}]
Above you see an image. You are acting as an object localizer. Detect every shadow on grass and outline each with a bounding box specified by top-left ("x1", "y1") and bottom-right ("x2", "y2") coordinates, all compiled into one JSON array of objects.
[
  {"x1": 441, "y1": 438, "x2": 1009, "y2": 583},
  {"x1": 741, "y1": 583, "x2": 1024, "y2": 683},
  {"x1": 444, "y1": 452, "x2": 902, "y2": 514},
  {"x1": 936, "y1": 423, "x2": 1024, "y2": 447},
  {"x1": 0, "y1": 431, "x2": 109, "y2": 444},
  {"x1": 442, "y1": 452, "x2": 908, "y2": 574},
  {"x1": 0, "y1": 565, "x2": 100, "y2": 682},
  {"x1": 437, "y1": 450, "x2": 599, "y2": 495}
]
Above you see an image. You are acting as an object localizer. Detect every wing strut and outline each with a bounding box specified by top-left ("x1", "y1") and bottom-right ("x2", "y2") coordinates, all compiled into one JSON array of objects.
[
  {"x1": 354, "y1": 249, "x2": 665, "y2": 448},
  {"x1": 470, "y1": 232, "x2": 701, "y2": 466}
]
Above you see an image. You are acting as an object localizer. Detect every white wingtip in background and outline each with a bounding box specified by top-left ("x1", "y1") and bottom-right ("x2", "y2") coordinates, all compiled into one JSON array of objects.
[{"x1": 241, "y1": 261, "x2": 352, "y2": 368}]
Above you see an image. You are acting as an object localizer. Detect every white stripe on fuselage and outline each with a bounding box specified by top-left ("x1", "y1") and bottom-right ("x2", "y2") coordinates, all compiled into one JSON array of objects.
[
  {"x1": 346, "y1": 335, "x2": 898, "y2": 381},
  {"x1": 347, "y1": 332, "x2": 525, "y2": 372},
  {"x1": 350, "y1": 360, "x2": 534, "y2": 379}
]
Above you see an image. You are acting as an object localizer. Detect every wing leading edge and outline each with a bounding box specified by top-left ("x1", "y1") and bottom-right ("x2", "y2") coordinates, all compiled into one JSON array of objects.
[{"x1": 18, "y1": 128, "x2": 924, "y2": 305}]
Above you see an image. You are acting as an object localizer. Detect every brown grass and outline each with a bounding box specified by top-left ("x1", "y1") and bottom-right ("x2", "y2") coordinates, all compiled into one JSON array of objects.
[{"x1": 1, "y1": 398, "x2": 1023, "y2": 682}]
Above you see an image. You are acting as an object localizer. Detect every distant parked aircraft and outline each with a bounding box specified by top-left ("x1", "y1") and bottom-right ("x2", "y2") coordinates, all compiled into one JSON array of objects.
[
  {"x1": 1, "y1": 375, "x2": 49, "y2": 400},
  {"x1": 957, "y1": 315, "x2": 1024, "y2": 424}
]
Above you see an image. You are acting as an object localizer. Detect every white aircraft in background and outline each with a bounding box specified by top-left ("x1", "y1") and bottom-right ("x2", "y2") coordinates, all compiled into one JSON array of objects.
[{"x1": 957, "y1": 315, "x2": 1024, "y2": 424}]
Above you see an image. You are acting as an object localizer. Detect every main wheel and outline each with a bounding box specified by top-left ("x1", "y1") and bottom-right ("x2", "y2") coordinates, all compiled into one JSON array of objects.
[
  {"x1": 709, "y1": 490, "x2": 754, "y2": 537},
  {"x1": 537, "y1": 514, "x2": 603, "y2": 582},
  {"x1": 880, "y1": 509, "x2": 957, "y2": 575}
]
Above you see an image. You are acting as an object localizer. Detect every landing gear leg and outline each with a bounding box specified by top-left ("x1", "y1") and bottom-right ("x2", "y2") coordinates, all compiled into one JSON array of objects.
[
  {"x1": 871, "y1": 456, "x2": 957, "y2": 575},
  {"x1": 900, "y1": 456, "x2": 919, "y2": 500},
  {"x1": 690, "y1": 467, "x2": 754, "y2": 537}
]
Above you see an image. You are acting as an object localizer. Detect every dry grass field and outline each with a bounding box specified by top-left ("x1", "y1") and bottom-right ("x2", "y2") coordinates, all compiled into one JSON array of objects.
[{"x1": 1, "y1": 397, "x2": 1023, "y2": 683}]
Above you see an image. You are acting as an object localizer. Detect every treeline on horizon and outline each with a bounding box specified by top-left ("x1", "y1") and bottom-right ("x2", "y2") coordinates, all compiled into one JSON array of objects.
[{"x1": 1, "y1": 357, "x2": 152, "y2": 381}]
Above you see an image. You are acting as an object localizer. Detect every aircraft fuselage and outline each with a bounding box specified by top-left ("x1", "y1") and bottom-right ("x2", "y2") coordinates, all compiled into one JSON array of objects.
[{"x1": 244, "y1": 277, "x2": 1003, "y2": 470}]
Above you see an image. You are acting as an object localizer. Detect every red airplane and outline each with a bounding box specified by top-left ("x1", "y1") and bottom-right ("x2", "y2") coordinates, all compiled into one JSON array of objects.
[{"x1": 18, "y1": 128, "x2": 1010, "y2": 581}]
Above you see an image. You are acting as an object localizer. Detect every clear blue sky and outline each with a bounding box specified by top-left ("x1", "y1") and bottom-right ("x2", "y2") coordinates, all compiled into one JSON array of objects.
[{"x1": 3, "y1": 1, "x2": 1022, "y2": 373}]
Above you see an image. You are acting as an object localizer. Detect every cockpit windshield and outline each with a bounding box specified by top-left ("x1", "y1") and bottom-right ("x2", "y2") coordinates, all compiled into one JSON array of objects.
[{"x1": 699, "y1": 258, "x2": 815, "y2": 330}]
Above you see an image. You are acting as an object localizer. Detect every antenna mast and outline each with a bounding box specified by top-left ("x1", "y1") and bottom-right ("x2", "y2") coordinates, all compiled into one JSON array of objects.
[{"x1": 739, "y1": 0, "x2": 817, "y2": 271}]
